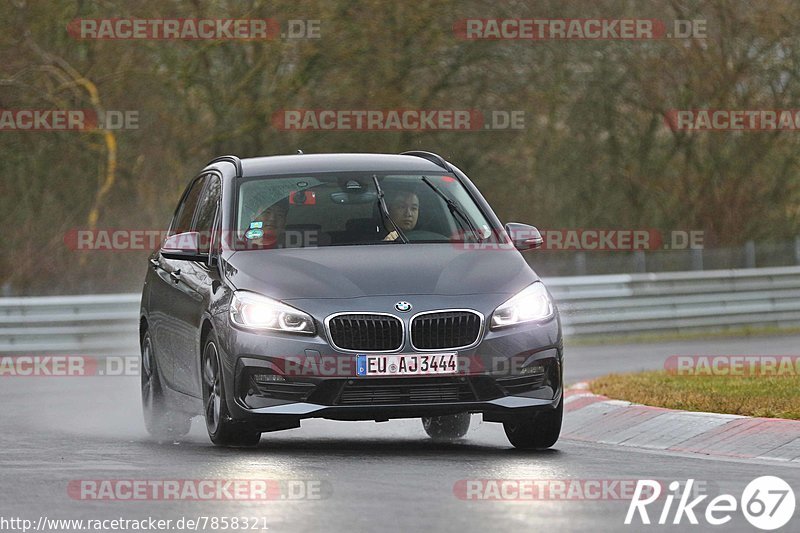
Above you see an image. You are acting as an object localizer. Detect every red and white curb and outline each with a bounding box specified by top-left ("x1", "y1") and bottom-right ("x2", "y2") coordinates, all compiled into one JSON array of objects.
[{"x1": 563, "y1": 383, "x2": 800, "y2": 463}]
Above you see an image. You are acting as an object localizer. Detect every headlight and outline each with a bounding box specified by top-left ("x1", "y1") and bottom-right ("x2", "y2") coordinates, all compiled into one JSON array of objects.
[
  {"x1": 491, "y1": 282, "x2": 554, "y2": 329},
  {"x1": 229, "y1": 291, "x2": 315, "y2": 334}
]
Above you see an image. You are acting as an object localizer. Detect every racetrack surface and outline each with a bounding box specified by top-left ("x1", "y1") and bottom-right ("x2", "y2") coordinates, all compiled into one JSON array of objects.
[
  {"x1": 566, "y1": 334, "x2": 800, "y2": 383},
  {"x1": 2, "y1": 335, "x2": 799, "y2": 532}
]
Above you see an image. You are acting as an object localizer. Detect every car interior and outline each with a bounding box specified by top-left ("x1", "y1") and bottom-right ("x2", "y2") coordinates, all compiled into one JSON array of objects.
[{"x1": 239, "y1": 176, "x2": 459, "y2": 248}]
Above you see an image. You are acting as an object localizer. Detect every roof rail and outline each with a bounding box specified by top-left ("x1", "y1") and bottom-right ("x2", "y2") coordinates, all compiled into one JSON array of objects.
[
  {"x1": 206, "y1": 155, "x2": 243, "y2": 177},
  {"x1": 399, "y1": 151, "x2": 453, "y2": 172}
]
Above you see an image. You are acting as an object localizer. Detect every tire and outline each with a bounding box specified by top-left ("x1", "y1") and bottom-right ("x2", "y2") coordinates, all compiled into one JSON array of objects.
[
  {"x1": 503, "y1": 397, "x2": 563, "y2": 450},
  {"x1": 202, "y1": 331, "x2": 261, "y2": 447},
  {"x1": 141, "y1": 330, "x2": 192, "y2": 439},
  {"x1": 422, "y1": 413, "x2": 471, "y2": 440}
]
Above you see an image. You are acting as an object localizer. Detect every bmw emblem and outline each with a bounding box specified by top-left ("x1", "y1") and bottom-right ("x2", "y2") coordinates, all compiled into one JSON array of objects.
[{"x1": 395, "y1": 301, "x2": 412, "y2": 312}]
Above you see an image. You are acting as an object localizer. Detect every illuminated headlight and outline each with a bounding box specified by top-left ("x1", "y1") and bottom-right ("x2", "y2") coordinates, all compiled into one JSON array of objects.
[
  {"x1": 491, "y1": 282, "x2": 554, "y2": 329},
  {"x1": 230, "y1": 291, "x2": 315, "y2": 334}
]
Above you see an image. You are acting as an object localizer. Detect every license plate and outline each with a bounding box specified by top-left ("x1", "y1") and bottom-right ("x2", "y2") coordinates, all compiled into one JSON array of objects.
[{"x1": 356, "y1": 353, "x2": 458, "y2": 376}]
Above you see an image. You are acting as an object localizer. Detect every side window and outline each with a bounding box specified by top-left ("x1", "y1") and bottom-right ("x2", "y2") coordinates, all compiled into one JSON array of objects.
[
  {"x1": 170, "y1": 176, "x2": 207, "y2": 236},
  {"x1": 193, "y1": 175, "x2": 221, "y2": 253}
]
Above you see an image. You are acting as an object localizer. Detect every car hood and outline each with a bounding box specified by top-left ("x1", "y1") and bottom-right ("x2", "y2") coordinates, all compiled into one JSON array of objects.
[{"x1": 223, "y1": 244, "x2": 539, "y2": 301}]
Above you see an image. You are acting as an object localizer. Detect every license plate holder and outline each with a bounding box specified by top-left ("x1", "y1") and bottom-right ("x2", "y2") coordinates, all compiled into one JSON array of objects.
[{"x1": 356, "y1": 353, "x2": 458, "y2": 376}]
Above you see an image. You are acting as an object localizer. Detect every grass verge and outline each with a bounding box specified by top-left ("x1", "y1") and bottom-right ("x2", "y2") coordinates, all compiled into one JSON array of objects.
[{"x1": 591, "y1": 371, "x2": 800, "y2": 420}]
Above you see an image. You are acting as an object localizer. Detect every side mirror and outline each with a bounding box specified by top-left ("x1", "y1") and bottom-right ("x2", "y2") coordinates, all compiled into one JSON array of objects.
[
  {"x1": 160, "y1": 231, "x2": 208, "y2": 261},
  {"x1": 504, "y1": 223, "x2": 543, "y2": 251}
]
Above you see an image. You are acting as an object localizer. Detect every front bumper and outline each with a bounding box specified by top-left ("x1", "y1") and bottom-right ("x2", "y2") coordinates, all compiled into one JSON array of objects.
[
  {"x1": 212, "y1": 295, "x2": 563, "y2": 429},
  {"x1": 242, "y1": 394, "x2": 560, "y2": 421}
]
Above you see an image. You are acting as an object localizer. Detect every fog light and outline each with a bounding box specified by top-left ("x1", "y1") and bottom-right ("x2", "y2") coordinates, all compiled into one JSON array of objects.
[
  {"x1": 520, "y1": 364, "x2": 545, "y2": 376},
  {"x1": 253, "y1": 373, "x2": 286, "y2": 384}
]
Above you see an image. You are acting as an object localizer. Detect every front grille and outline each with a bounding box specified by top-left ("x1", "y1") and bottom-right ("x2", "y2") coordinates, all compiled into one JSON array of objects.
[
  {"x1": 336, "y1": 377, "x2": 477, "y2": 405},
  {"x1": 328, "y1": 314, "x2": 403, "y2": 351},
  {"x1": 411, "y1": 311, "x2": 482, "y2": 350}
]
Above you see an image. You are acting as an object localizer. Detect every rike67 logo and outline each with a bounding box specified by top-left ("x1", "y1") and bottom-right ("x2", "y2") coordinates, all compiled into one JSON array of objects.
[{"x1": 626, "y1": 477, "x2": 795, "y2": 530}]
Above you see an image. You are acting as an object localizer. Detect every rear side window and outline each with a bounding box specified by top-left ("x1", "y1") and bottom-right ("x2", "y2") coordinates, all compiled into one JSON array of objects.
[{"x1": 170, "y1": 176, "x2": 206, "y2": 235}]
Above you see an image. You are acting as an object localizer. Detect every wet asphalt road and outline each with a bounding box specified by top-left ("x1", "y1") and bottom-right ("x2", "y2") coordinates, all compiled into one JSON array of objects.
[{"x1": 1, "y1": 335, "x2": 799, "y2": 533}]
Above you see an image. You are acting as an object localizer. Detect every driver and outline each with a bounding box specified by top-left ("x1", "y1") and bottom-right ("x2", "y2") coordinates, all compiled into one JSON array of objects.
[{"x1": 383, "y1": 189, "x2": 419, "y2": 241}]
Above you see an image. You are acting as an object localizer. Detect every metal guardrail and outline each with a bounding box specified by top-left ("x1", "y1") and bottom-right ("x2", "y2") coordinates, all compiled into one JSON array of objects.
[
  {"x1": 2, "y1": 266, "x2": 800, "y2": 354},
  {"x1": 547, "y1": 265, "x2": 800, "y2": 337},
  {"x1": 0, "y1": 293, "x2": 140, "y2": 355}
]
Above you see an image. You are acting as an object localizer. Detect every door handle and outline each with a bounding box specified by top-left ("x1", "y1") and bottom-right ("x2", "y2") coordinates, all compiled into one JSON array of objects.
[
  {"x1": 149, "y1": 258, "x2": 159, "y2": 269},
  {"x1": 169, "y1": 269, "x2": 182, "y2": 283}
]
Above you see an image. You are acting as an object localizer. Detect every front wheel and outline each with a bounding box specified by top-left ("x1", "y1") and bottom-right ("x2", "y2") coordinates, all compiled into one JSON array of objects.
[
  {"x1": 422, "y1": 413, "x2": 471, "y2": 440},
  {"x1": 503, "y1": 398, "x2": 563, "y2": 450},
  {"x1": 141, "y1": 330, "x2": 191, "y2": 439},
  {"x1": 202, "y1": 332, "x2": 261, "y2": 447}
]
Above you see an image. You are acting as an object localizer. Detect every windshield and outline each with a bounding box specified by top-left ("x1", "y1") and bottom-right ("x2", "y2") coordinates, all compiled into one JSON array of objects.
[{"x1": 233, "y1": 172, "x2": 498, "y2": 250}]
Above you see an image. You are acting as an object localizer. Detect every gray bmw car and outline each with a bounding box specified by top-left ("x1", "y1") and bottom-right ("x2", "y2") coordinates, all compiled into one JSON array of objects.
[{"x1": 139, "y1": 151, "x2": 564, "y2": 448}]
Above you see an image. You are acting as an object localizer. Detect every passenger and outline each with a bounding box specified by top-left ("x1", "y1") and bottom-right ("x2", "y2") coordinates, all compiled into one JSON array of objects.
[{"x1": 245, "y1": 199, "x2": 289, "y2": 248}]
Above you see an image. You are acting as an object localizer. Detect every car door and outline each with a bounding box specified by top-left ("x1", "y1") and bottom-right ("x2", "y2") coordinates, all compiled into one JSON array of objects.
[
  {"x1": 148, "y1": 174, "x2": 207, "y2": 393},
  {"x1": 172, "y1": 173, "x2": 222, "y2": 396}
]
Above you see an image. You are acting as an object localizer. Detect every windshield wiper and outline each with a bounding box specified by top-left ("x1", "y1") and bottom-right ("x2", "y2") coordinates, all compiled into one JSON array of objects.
[
  {"x1": 372, "y1": 174, "x2": 409, "y2": 244},
  {"x1": 420, "y1": 176, "x2": 481, "y2": 241}
]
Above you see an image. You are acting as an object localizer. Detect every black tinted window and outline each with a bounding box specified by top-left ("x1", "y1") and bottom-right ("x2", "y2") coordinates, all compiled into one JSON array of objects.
[
  {"x1": 171, "y1": 176, "x2": 206, "y2": 235},
  {"x1": 193, "y1": 175, "x2": 221, "y2": 253}
]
